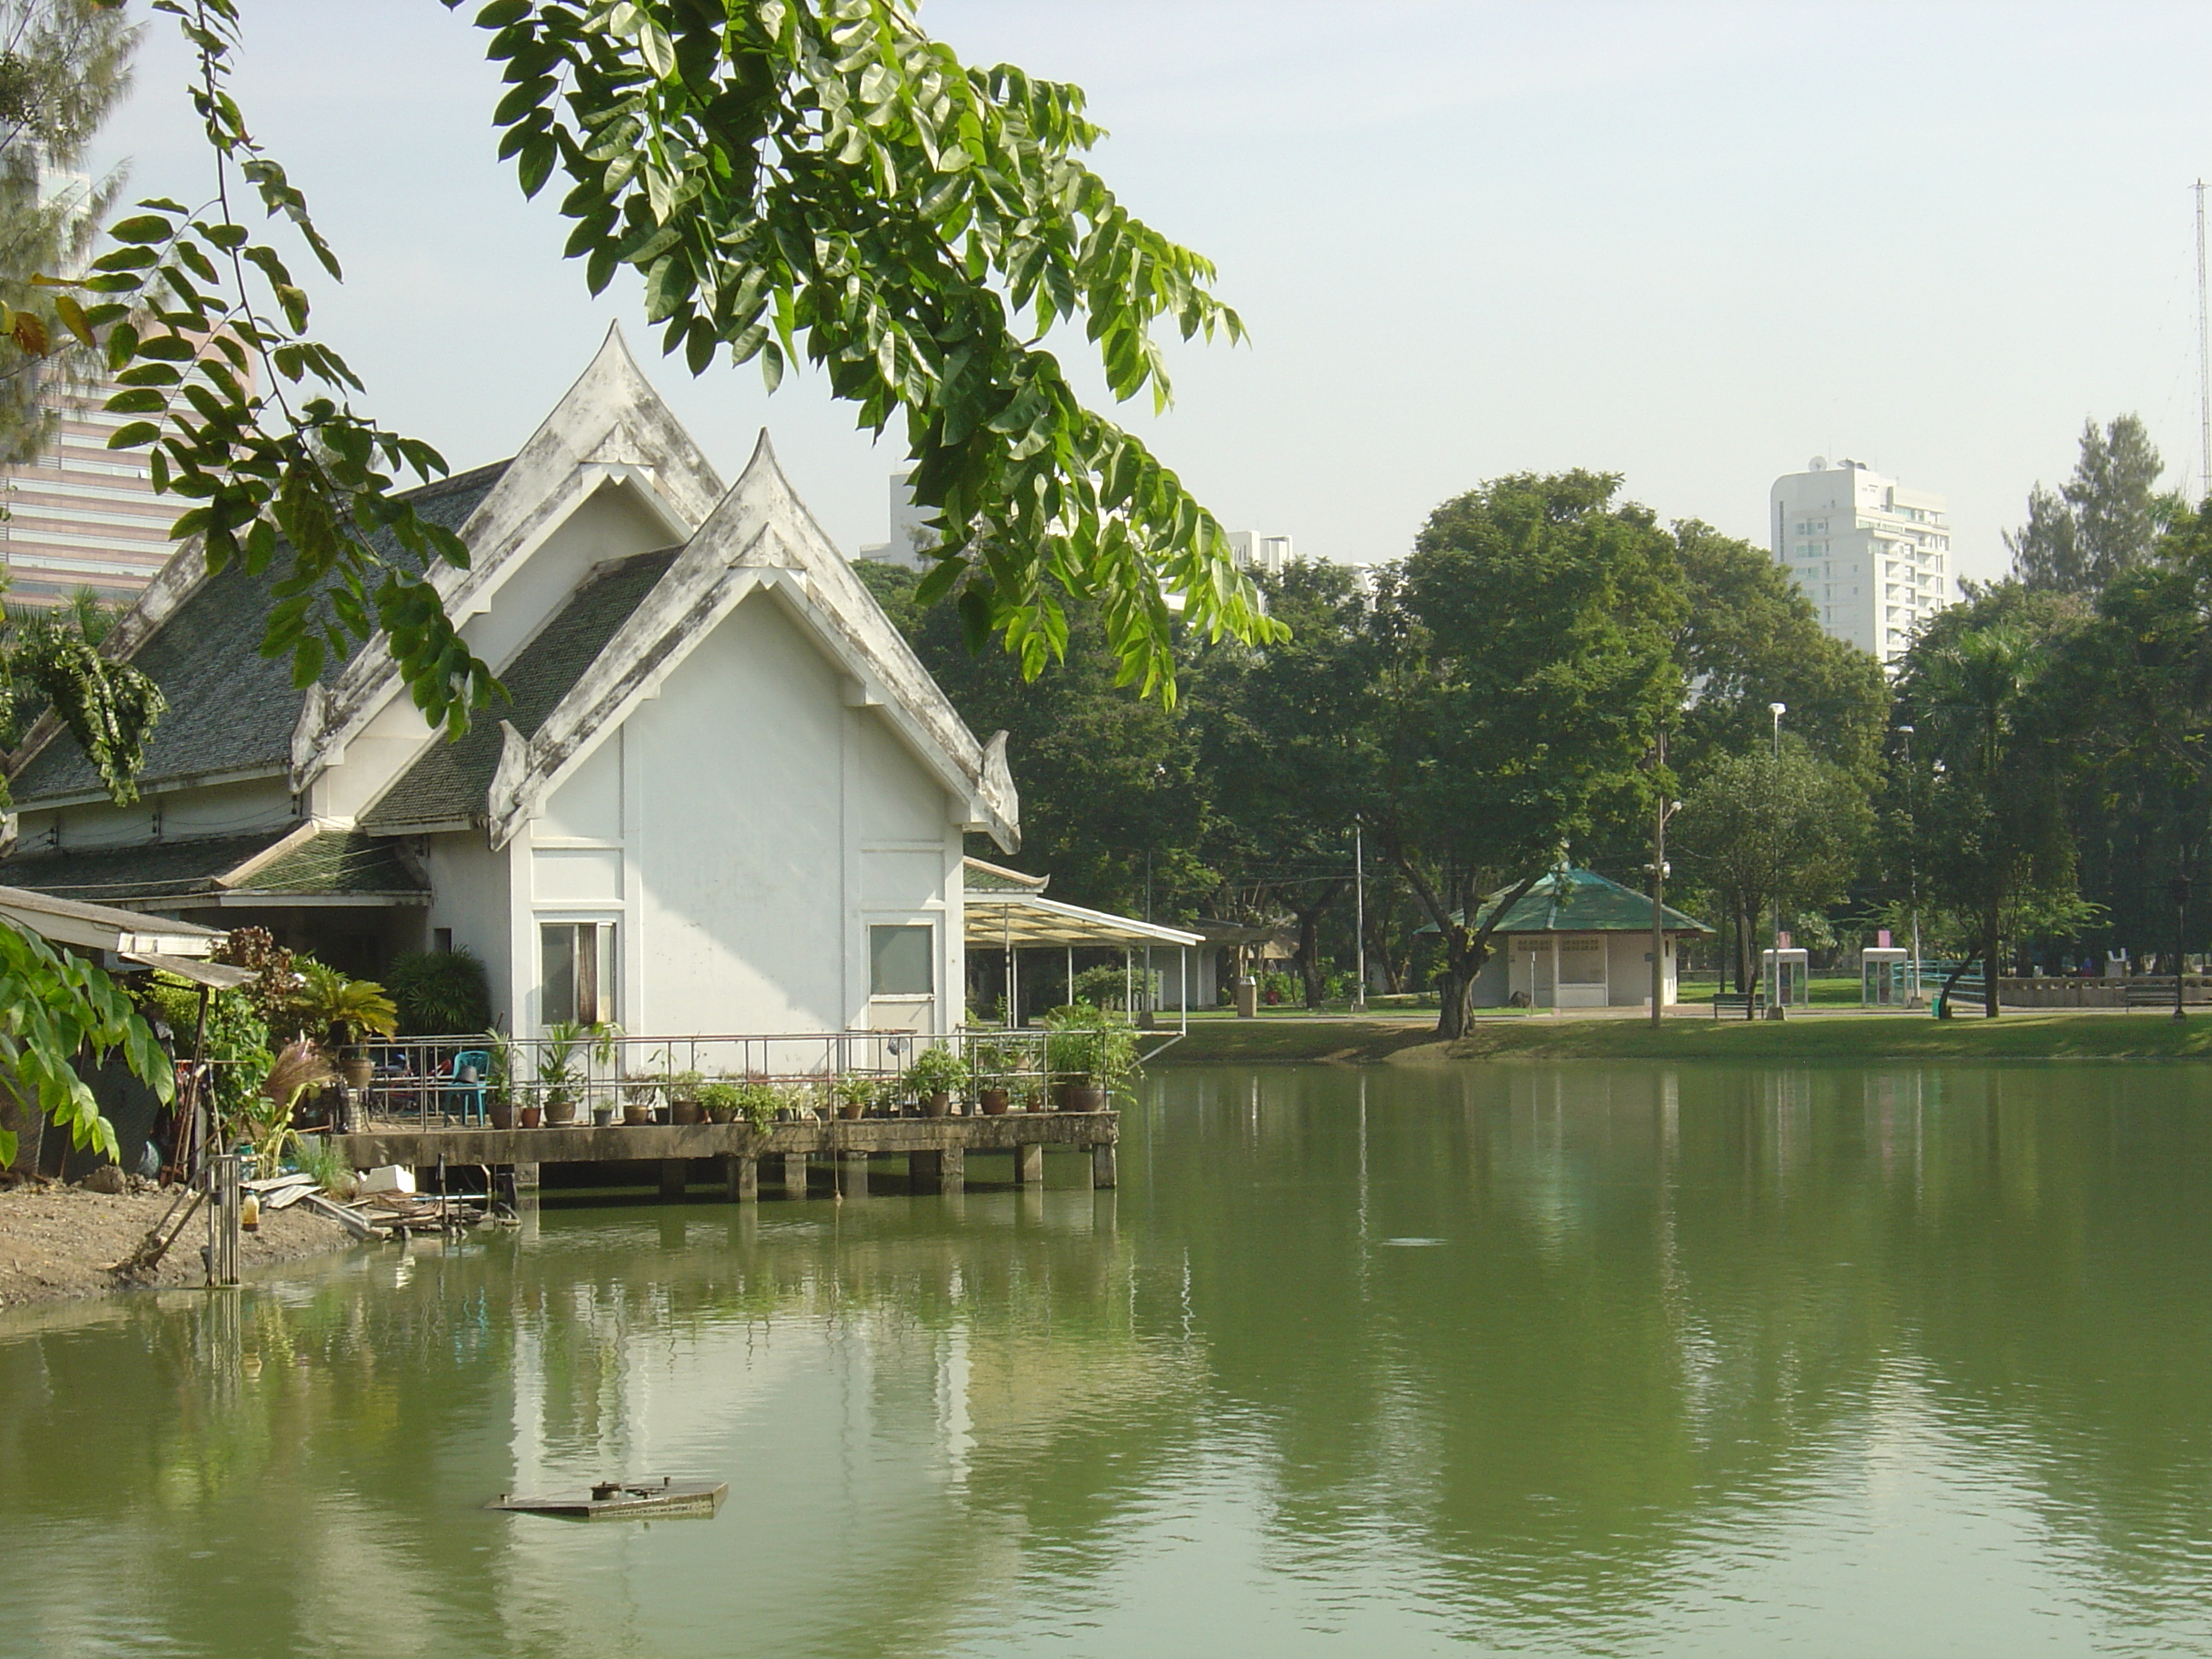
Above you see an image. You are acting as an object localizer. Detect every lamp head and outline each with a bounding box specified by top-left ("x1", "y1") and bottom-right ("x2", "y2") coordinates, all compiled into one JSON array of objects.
[{"x1": 1768, "y1": 702, "x2": 1787, "y2": 717}]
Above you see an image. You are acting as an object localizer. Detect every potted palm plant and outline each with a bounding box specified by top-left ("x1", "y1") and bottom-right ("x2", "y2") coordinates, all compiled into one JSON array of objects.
[
  {"x1": 904, "y1": 1045, "x2": 968, "y2": 1119},
  {"x1": 832, "y1": 1074, "x2": 880, "y2": 1121},
  {"x1": 664, "y1": 1068, "x2": 704, "y2": 1125},
  {"x1": 290, "y1": 963, "x2": 399, "y2": 1091},
  {"x1": 535, "y1": 1019, "x2": 616, "y2": 1126},
  {"x1": 1045, "y1": 1007, "x2": 1136, "y2": 1112},
  {"x1": 696, "y1": 1076, "x2": 742, "y2": 1124}
]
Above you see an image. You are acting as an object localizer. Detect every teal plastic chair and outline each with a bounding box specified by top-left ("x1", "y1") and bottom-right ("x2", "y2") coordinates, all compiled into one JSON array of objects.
[{"x1": 445, "y1": 1050, "x2": 490, "y2": 1126}]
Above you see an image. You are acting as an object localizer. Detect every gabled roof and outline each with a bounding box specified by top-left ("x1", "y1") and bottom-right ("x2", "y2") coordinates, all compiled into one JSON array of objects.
[
  {"x1": 294, "y1": 327, "x2": 724, "y2": 795},
  {"x1": 1456, "y1": 867, "x2": 1712, "y2": 935},
  {"x1": 8, "y1": 464, "x2": 506, "y2": 806},
  {"x1": 477, "y1": 432, "x2": 1020, "y2": 853},
  {"x1": 361, "y1": 550, "x2": 679, "y2": 832}
]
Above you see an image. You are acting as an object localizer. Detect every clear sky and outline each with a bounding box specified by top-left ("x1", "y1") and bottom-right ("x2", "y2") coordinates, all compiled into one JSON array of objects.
[{"x1": 89, "y1": 3, "x2": 2212, "y2": 585}]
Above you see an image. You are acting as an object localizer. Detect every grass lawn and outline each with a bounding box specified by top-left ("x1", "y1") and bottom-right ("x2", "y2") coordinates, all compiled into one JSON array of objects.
[{"x1": 1154, "y1": 1010, "x2": 2212, "y2": 1065}]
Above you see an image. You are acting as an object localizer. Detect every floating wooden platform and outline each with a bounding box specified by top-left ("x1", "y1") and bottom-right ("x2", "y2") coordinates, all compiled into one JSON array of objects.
[
  {"x1": 329, "y1": 1111, "x2": 1118, "y2": 1200},
  {"x1": 489, "y1": 1477, "x2": 728, "y2": 1521}
]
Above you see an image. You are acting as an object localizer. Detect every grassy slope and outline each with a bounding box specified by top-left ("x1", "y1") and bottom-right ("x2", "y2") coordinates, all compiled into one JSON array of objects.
[{"x1": 1154, "y1": 1012, "x2": 2212, "y2": 1065}]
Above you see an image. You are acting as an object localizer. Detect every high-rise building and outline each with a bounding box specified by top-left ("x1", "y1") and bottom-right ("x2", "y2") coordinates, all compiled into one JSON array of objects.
[{"x1": 1768, "y1": 457, "x2": 1953, "y2": 666}]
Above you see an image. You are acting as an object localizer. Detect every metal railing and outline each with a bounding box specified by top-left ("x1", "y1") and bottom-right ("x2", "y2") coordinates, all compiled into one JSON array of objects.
[{"x1": 345, "y1": 1028, "x2": 1058, "y2": 1131}]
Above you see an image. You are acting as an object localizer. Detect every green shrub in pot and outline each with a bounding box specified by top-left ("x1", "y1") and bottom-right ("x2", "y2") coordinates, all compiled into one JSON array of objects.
[{"x1": 904, "y1": 1044, "x2": 969, "y2": 1105}]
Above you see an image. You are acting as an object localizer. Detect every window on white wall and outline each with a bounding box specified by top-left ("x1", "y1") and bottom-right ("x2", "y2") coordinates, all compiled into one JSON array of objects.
[
  {"x1": 870, "y1": 924, "x2": 934, "y2": 996},
  {"x1": 542, "y1": 921, "x2": 616, "y2": 1026}
]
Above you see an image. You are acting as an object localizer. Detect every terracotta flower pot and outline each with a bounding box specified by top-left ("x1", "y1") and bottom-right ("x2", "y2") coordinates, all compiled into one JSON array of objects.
[
  {"x1": 544, "y1": 1095, "x2": 579, "y2": 1126},
  {"x1": 978, "y1": 1088, "x2": 1010, "y2": 1116},
  {"x1": 838, "y1": 1103, "x2": 863, "y2": 1121},
  {"x1": 1051, "y1": 1083, "x2": 1075, "y2": 1113},
  {"x1": 672, "y1": 1098, "x2": 705, "y2": 1126},
  {"x1": 340, "y1": 1053, "x2": 375, "y2": 1091},
  {"x1": 1067, "y1": 1085, "x2": 1108, "y2": 1115},
  {"x1": 923, "y1": 1091, "x2": 952, "y2": 1119},
  {"x1": 623, "y1": 1100, "x2": 655, "y2": 1126},
  {"x1": 488, "y1": 1097, "x2": 514, "y2": 1130},
  {"x1": 519, "y1": 1104, "x2": 543, "y2": 1129}
]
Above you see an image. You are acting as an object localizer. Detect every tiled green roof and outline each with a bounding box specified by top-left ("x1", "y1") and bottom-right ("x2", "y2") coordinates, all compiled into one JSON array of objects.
[
  {"x1": 1423, "y1": 867, "x2": 1712, "y2": 935},
  {"x1": 0, "y1": 824, "x2": 428, "y2": 905},
  {"x1": 361, "y1": 549, "x2": 679, "y2": 832},
  {"x1": 0, "y1": 830, "x2": 289, "y2": 904},
  {"x1": 963, "y1": 857, "x2": 1048, "y2": 894},
  {"x1": 10, "y1": 463, "x2": 509, "y2": 804},
  {"x1": 234, "y1": 829, "x2": 425, "y2": 898}
]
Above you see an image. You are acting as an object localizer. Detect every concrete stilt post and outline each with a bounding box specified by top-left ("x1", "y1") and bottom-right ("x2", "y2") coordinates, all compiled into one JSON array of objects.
[
  {"x1": 779, "y1": 1152, "x2": 809, "y2": 1199},
  {"x1": 1013, "y1": 1141, "x2": 1044, "y2": 1187},
  {"x1": 727, "y1": 1155, "x2": 758, "y2": 1202},
  {"x1": 910, "y1": 1146, "x2": 965, "y2": 1196},
  {"x1": 1091, "y1": 1141, "x2": 1117, "y2": 1189},
  {"x1": 659, "y1": 1159, "x2": 687, "y2": 1202},
  {"x1": 840, "y1": 1149, "x2": 870, "y2": 1198}
]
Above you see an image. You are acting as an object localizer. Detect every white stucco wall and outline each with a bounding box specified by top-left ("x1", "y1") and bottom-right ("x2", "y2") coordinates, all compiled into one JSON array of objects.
[
  {"x1": 459, "y1": 486, "x2": 678, "y2": 674},
  {"x1": 514, "y1": 586, "x2": 961, "y2": 1038},
  {"x1": 20, "y1": 776, "x2": 295, "y2": 852},
  {"x1": 424, "y1": 831, "x2": 515, "y2": 1028}
]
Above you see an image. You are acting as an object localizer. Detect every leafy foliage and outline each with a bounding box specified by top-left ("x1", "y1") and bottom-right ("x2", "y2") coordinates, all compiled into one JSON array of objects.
[
  {"x1": 1674, "y1": 742, "x2": 1872, "y2": 992},
  {"x1": 49, "y1": 0, "x2": 501, "y2": 736},
  {"x1": 2005, "y1": 415, "x2": 2182, "y2": 598},
  {"x1": 0, "y1": 0, "x2": 137, "y2": 465},
  {"x1": 385, "y1": 947, "x2": 492, "y2": 1035},
  {"x1": 0, "y1": 589, "x2": 164, "y2": 804},
  {"x1": 456, "y1": 0, "x2": 1275, "y2": 697},
  {"x1": 286, "y1": 960, "x2": 397, "y2": 1047},
  {"x1": 0, "y1": 918, "x2": 170, "y2": 1167},
  {"x1": 1373, "y1": 472, "x2": 1685, "y2": 1034}
]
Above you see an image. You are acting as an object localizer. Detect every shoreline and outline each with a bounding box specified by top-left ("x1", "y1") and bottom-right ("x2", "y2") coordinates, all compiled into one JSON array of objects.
[
  {"x1": 1150, "y1": 1010, "x2": 2212, "y2": 1066},
  {"x1": 0, "y1": 1182, "x2": 357, "y2": 1313}
]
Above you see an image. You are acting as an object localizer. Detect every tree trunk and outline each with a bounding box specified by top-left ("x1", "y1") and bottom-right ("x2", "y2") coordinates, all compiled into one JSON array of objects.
[
  {"x1": 1290, "y1": 879, "x2": 1348, "y2": 1010},
  {"x1": 1983, "y1": 906, "x2": 2002, "y2": 1018},
  {"x1": 0, "y1": 1083, "x2": 45, "y2": 1183},
  {"x1": 1435, "y1": 948, "x2": 1478, "y2": 1039}
]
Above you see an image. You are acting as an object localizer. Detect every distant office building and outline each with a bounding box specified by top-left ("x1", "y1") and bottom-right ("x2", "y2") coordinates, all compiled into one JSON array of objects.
[
  {"x1": 1769, "y1": 457, "x2": 1953, "y2": 666},
  {"x1": 855, "y1": 469, "x2": 939, "y2": 570},
  {"x1": 0, "y1": 359, "x2": 178, "y2": 605},
  {"x1": 1226, "y1": 530, "x2": 1292, "y2": 577}
]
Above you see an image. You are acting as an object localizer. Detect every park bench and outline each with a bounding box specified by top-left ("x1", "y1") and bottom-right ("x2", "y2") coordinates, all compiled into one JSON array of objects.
[{"x1": 1710, "y1": 991, "x2": 1764, "y2": 1021}]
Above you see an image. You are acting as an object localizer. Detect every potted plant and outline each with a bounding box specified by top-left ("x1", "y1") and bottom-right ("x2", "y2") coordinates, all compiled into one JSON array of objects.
[
  {"x1": 904, "y1": 1045, "x2": 968, "y2": 1119},
  {"x1": 664, "y1": 1068, "x2": 704, "y2": 1125},
  {"x1": 623, "y1": 1066, "x2": 666, "y2": 1125},
  {"x1": 832, "y1": 1074, "x2": 880, "y2": 1121},
  {"x1": 969, "y1": 1035, "x2": 1022, "y2": 1115},
  {"x1": 733, "y1": 1080, "x2": 781, "y2": 1131},
  {"x1": 290, "y1": 962, "x2": 399, "y2": 1090},
  {"x1": 535, "y1": 1019, "x2": 616, "y2": 1126},
  {"x1": 696, "y1": 1077, "x2": 742, "y2": 1124},
  {"x1": 1045, "y1": 1007, "x2": 1137, "y2": 1112},
  {"x1": 484, "y1": 1034, "x2": 517, "y2": 1129}
]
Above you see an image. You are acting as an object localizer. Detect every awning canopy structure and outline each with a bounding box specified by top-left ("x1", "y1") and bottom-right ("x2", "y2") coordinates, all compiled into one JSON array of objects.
[
  {"x1": 0, "y1": 883, "x2": 224, "y2": 958},
  {"x1": 963, "y1": 893, "x2": 1203, "y2": 951},
  {"x1": 122, "y1": 953, "x2": 253, "y2": 989}
]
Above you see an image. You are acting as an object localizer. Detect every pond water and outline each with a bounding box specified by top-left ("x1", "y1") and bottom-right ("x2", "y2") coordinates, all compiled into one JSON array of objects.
[{"x1": 6, "y1": 1060, "x2": 2212, "y2": 1657}]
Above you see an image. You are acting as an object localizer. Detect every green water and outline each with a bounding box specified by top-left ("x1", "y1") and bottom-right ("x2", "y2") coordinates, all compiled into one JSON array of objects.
[{"x1": 6, "y1": 1062, "x2": 2212, "y2": 1657}]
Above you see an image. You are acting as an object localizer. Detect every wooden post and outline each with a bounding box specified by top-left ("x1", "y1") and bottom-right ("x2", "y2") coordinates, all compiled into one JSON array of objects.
[
  {"x1": 1091, "y1": 1141, "x2": 1116, "y2": 1189},
  {"x1": 660, "y1": 1159, "x2": 687, "y2": 1202},
  {"x1": 1013, "y1": 1141, "x2": 1044, "y2": 1187},
  {"x1": 726, "y1": 1155, "x2": 757, "y2": 1203},
  {"x1": 779, "y1": 1152, "x2": 809, "y2": 1199}
]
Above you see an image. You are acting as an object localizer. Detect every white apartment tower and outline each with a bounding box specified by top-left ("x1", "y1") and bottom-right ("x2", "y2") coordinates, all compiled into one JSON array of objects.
[{"x1": 1769, "y1": 457, "x2": 1953, "y2": 666}]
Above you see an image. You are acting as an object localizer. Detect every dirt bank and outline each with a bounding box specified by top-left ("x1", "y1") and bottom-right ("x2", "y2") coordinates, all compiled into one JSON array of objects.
[{"x1": 0, "y1": 1182, "x2": 356, "y2": 1311}]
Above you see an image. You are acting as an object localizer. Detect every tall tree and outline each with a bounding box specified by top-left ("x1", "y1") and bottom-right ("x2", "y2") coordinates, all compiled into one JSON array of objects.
[
  {"x1": 1891, "y1": 585, "x2": 2081, "y2": 1016},
  {"x1": 2005, "y1": 415, "x2": 2175, "y2": 597},
  {"x1": 1192, "y1": 560, "x2": 1379, "y2": 1006},
  {"x1": 1673, "y1": 743, "x2": 1871, "y2": 992},
  {"x1": 1670, "y1": 521, "x2": 1886, "y2": 783},
  {"x1": 0, "y1": 0, "x2": 136, "y2": 464},
  {"x1": 1371, "y1": 472, "x2": 1685, "y2": 1038}
]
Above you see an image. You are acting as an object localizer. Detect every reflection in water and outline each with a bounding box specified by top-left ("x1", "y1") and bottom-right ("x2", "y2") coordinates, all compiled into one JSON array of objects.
[{"x1": 3, "y1": 1062, "x2": 2212, "y2": 1656}]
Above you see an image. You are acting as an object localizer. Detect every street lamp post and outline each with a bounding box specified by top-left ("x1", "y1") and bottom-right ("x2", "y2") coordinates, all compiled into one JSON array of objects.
[
  {"x1": 1767, "y1": 701, "x2": 1786, "y2": 1008},
  {"x1": 2172, "y1": 874, "x2": 2193, "y2": 1022},
  {"x1": 1899, "y1": 724, "x2": 1921, "y2": 1004}
]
